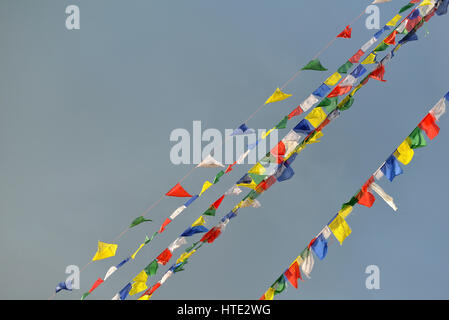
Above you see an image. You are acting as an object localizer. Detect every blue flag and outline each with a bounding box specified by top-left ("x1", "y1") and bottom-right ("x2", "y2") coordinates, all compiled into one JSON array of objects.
[
  {"x1": 181, "y1": 225, "x2": 209, "y2": 237},
  {"x1": 231, "y1": 123, "x2": 255, "y2": 136},
  {"x1": 351, "y1": 65, "x2": 367, "y2": 79},
  {"x1": 311, "y1": 233, "x2": 328, "y2": 260},
  {"x1": 55, "y1": 280, "x2": 73, "y2": 293},
  {"x1": 399, "y1": 31, "x2": 418, "y2": 45},
  {"x1": 275, "y1": 163, "x2": 295, "y2": 182},
  {"x1": 374, "y1": 25, "x2": 390, "y2": 39},
  {"x1": 221, "y1": 211, "x2": 237, "y2": 222},
  {"x1": 381, "y1": 155, "x2": 403, "y2": 182},
  {"x1": 436, "y1": 0, "x2": 449, "y2": 15},
  {"x1": 184, "y1": 195, "x2": 199, "y2": 207},
  {"x1": 119, "y1": 283, "x2": 132, "y2": 300},
  {"x1": 116, "y1": 257, "x2": 130, "y2": 269},
  {"x1": 293, "y1": 119, "x2": 313, "y2": 134},
  {"x1": 312, "y1": 83, "x2": 331, "y2": 98}
]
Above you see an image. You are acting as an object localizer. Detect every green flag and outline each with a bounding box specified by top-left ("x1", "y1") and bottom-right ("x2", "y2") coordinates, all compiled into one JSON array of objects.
[
  {"x1": 337, "y1": 61, "x2": 353, "y2": 74},
  {"x1": 399, "y1": 3, "x2": 414, "y2": 14},
  {"x1": 273, "y1": 275, "x2": 286, "y2": 295},
  {"x1": 275, "y1": 116, "x2": 288, "y2": 129},
  {"x1": 343, "y1": 195, "x2": 358, "y2": 209},
  {"x1": 374, "y1": 42, "x2": 389, "y2": 52},
  {"x1": 185, "y1": 242, "x2": 199, "y2": 253},
  {"x1": 203, "y1": 206, "x2": 216, "y2": 216},
  {"x1": 408, "y1": 127, "x2": 427, "y2": 149},
  {"x1": 80, "y1": 292, "x2": 90, "y2": 300},
  {"x1": 301, "y1": 59, "x2": 328, "y2": 71},
  {"x1": 213, "y1": 170, "x2": 225, "y2": 184},
  {"x1": 318, "y1": 97, "x2": 339, "y2": 113},
  {"x1": 144, "y1": 259, "x2": 159, "y2": 276},
  {"x1": 130, "y1": 216, "x2": 152, "y2": 228},
  {"x1": 248, "y1": 190, "x2": 261, "y2": 200}
]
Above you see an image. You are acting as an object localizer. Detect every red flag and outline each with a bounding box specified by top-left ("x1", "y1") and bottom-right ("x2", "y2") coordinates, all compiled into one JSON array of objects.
[
  {"x1": 156, "y1": 248, "x2": 173, "y2": 265},
  {"x1": 288, "y1": 106, "x2": 303, "y2": 119},
  {"x1": 259, "y1": 293, "x2": 266, "y2": 300},
  {"x1": 328, "y1": 85, "x2": 352, "y2": 98},
  {"x1": 337, "y1": 25, "x2": 352, "y2": 39},
  {"x1": 270, "y1": 141, "x2": 286, "y2": 164},
  {"x1": 165, "y1": 183, "x2": 192, "y2": 197},
  {"x1": 284, "y1": 261, "x2": 300, "y2": 289},
  {"x1": 349, "y1": 49, "x2": 364, "y2": 63},
  {"x1": 200, "y1": 227, "x2": 222, "y2": 243},
  {"x1": 418, "y1": 113, "x2": 440, "y2": 140},
  {"x1": 316, "y1": 119, "x2": 330, "y2": 132},
  {"x1": 384, "y1": 31, "x2": 398, "y2": 45},
  {"x1": 357, "y1": 190, "x2": 375, "y2": 207},
  {"x1": 225, "y1": 162, "x2": 236, "y2": 173},
  {"x1": 158, "y1": 218, "x2": 172, "y2": 234},
  {"x1": 88, "y1": 278, "x2": 104, "y2": 293},
  {"x1": 212, "y1": 195, "x2": 225, "y2": 209},
  {"x1": 140, "y1": 282, "x2": 161, "y2": 298},
  {"x1": 369, "y1": 64, "x2": 387, "y2": 82}
]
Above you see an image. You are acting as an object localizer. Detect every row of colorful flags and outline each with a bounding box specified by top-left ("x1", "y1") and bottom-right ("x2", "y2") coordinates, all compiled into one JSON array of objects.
[
  {"x1": 107, "y1": 0, "x2": 446, "y2": 300},
  {"x1": 260, "y1": 92, "x2": 448, "y2": 300}
]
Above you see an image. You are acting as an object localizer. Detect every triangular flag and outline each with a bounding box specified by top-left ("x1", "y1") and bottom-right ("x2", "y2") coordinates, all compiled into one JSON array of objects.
[
  {"x1": 337, "y1": 25, "x2": 352, "y2": 38},
  {"x1": 197, "y1": 154, "x2": 225, "y2": 168},
  {"x1": 166, "y1": 183, "x2": 192, "y2": 197},
  {"x1": 199, "y1": 181, "x2": 213, "y2": 196},
  {"x1": 92, "y1": 241, "x2": 118, "y2": 261},
  {"x1": 265, "y1": 88, "x2": 292, "y2": 104},
  {"x1": 284, "y1": 261, "x2": 300, "y2": 289},
  {"x1": 301, "y1": 59, "x2": 327, "y2": 71}
]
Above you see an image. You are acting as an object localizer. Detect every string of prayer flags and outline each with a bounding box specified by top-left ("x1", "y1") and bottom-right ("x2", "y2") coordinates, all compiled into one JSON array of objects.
[
  {"x1": 265, "y1": 88, "x2": 292, "y2": 104},
  {"x1": 92, "y1": 241, "x2": 118, "y2": 261},
  {"x1": 337, "y1": 25, "x2": 352, "y2": 38},
  {"x1": 301, "y1": 59, "x2": 328, "y2": 71},
  {"x1": 165, "y1": 183, "x2": 192, "y2": 197},
  {"x1": 94, "y1": 1, "x2": 432, "y2": 300},
  {"x1": 260, "y1": 89, "x2": 447, "y2": 300}
]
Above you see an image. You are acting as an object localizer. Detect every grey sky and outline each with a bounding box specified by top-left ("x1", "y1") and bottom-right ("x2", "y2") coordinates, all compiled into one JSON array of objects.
[{"x1": 0, "y1": 0, "x2": 448, "y2": 299}]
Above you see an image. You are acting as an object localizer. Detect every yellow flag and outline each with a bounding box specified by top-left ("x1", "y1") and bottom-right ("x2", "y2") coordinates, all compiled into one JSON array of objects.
[
  {"x1": 237, "y1": 180, "x2": 257, "y2": 190},
  {"x1": 386, "y1": 14, "x2": 402, "y2": 27},
  {"x1": 134, "y1": 270, "x2": 148, "y2": 283},
  {"x1": 264, "y1": 88, "x2": 292, "y2": 104},
  {"x1": 191, "y1": 216, "x2": 206, "y2": 227},
  {"x1": 138, "y1": 294, "x2": 151, "y2": 300},
  {"x1": 419, "y1": 0, "x2": 434, "y2": 6},
  {"x1": 263, "y1": 287, "x2": 275, "y2": 300},
  {"x1": 129, "y1": 270, "x2": 148, "y2": 296},
  {"x1": 394, "y1": 138, "x2": 414, "y2": 165},
  {"x1": 177, "y1": 250, "x2": 196, "y2": 264},
  {"x1": 199, "y1": 181, "x2": 213, "y2": 196},
  {"x1": 131, "y1": 243, "x2": 145, "y2": 259},
  {"x1": 338, "y1": 205, "x2": 353, "y2": 219},
  {"x1": 261, "y1": 128, "x2": 275, "y2": 139},
  {"x1": 248, "y1": 163, "x2": 266, "y2": 175},
  {"x1": 362, "y1": 53, "x2": 377, "y2": 65},
  {"x1": 92, "y1": 241, "x2": 118, "y2": 261},
  {"x1": 305, "y1": 107, "x2": 327, "y2": 128},
  {"x1": 324, "y1": 72, "x2": 342, "y2": 86},
  {"x1": 306, "y1": 131, "x2": 323, "y2": 144},
  {"x1": 328, "y1": 214, "x2": 352, "y2": 245}
]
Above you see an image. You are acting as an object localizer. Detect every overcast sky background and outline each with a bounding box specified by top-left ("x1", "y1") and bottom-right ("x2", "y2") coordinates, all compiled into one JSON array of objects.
[{"x1": 1, "y1": 0, "x2": 448, "y2": 300}]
